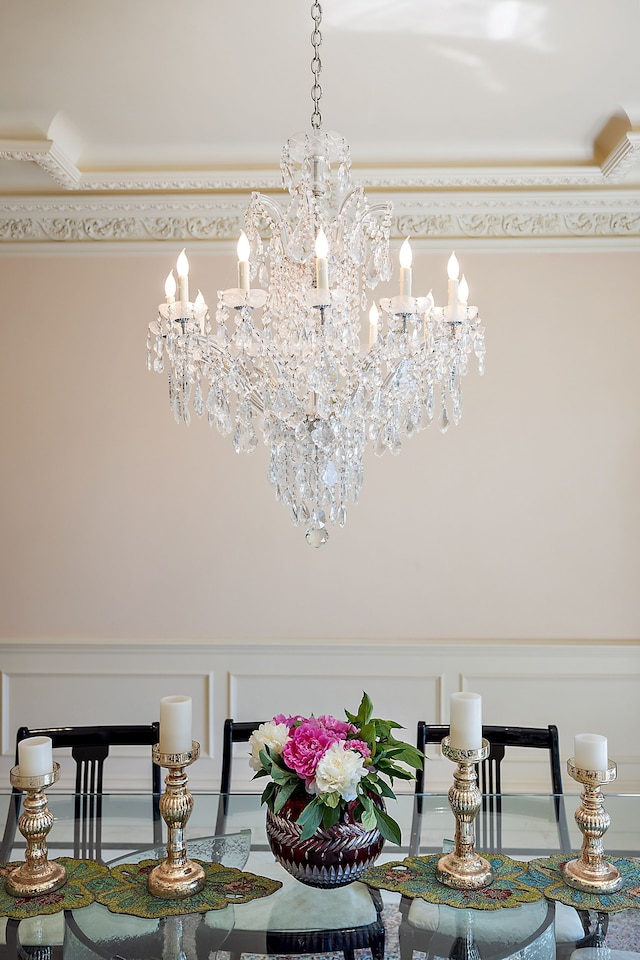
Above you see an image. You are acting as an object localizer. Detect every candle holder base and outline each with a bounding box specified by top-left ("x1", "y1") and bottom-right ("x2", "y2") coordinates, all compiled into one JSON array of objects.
[
  {"x1": 147, "y1": 857, "x2": 206, "y2": 900},
  {"x1": 5, "y1": 858, "x2": 67, "y2": 898},
  {"x1": 562, "y1": 856, "x2": 623, "y2": 895},
  {"x1": 436, "y1": 851, "x2": 494, "y2": 891}
]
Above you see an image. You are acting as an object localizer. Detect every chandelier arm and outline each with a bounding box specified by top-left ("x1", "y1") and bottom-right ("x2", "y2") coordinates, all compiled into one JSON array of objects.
[{"x1": 248, "y1": 193, "x2": 289, "y2": 256}]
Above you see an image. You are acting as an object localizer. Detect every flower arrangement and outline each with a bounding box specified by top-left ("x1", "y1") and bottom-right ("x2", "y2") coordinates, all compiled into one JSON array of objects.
[{"x1": 249, "y1": 692, "x2": 422, "y2": 844}]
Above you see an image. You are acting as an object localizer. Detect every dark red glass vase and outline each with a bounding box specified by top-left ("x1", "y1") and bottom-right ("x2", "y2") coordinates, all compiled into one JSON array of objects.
[{"x1": 266, "y1": 796, "x2": 385, "y2": 888}]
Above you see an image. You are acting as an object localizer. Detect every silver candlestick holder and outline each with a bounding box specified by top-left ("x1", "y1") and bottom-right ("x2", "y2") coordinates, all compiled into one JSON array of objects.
[
  {"x1": 562, "y1": 758, "x2": 622, "y2": 894},
  {"x1": 147, "y1": 742, "x2": 206, "y2": 899},
  {"x1": 5, "y1": 763, "x2": 67, "y2": 898},
  {"x1": 436, "y1": 737, "x2": 494, "y2": 890}
]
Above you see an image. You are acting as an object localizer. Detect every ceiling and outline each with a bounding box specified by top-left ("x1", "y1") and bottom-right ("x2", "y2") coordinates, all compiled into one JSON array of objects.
[{"x1": 2, "y1": 0, "x2": 640, "y2": 246}]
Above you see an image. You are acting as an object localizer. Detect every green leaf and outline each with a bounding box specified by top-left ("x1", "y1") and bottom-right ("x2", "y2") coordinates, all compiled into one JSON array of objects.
[
  {"x1": 373, "y1": 806, "x2": 402, "y2": 846},
  {"x1": 375, "y1": 778, "x2": 397, "y2": 799},
  {"x1": 261, "y1": 781, "x2": 278, "y2": 808},
  {"x1": 322, "y1": 803, "x2": 342, "y2": 830},
  {"x1": 273, "y1": 779, "x2": 299, "y2": 814},
  {"x1": 297, "y1": 799, "x2": 324, "y2": 841},
  {"x1": 322, "y1": 790, "x2": 340, "y2": 808}
]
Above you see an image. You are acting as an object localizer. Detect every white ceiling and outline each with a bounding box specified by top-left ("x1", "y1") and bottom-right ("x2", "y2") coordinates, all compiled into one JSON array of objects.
[{"x1": 1, "y1": 0, "x2": 640, "y2": 244}]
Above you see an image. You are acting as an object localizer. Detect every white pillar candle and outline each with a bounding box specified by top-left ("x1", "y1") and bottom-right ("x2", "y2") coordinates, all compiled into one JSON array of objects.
[
  {"x1": 315, "y1": 229, "x2": 329, "y2": 293},
  {"x1": 159, "y1": 695, "x2": 193, "y2": 754},
  {"x1": 399, "y1": 238, "x2": 412, "y2": 298},
  {"x1": 574, "y1": 733, "x2": 608, "y2": 771},
  {"x1": 237, "y1": 231, "x2": 251, "y2": 293},
  {"x1": 176, "y1": 249, "x2": 190, "y2": 304},
  {"x1": 18, "y1": 736, "x2": 53, "y2": 777},
  {"x1": 449, "y1": 692, "x2": 482, "y2": 750}
]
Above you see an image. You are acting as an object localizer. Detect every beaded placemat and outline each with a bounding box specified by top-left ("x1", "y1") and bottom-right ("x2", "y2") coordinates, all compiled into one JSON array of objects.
[
  {"x1": 0, "y1": 858, "x2": 108, "y2": 919},
  {"x1": 523, "y1": 854, "x2": 640, "y2": 914},
  {"x1": 361, "y1": 853, "x2": 544, "y2": 909},
  {"x1": 87, "y1": 859, "x2": 282, "y2": 919}
]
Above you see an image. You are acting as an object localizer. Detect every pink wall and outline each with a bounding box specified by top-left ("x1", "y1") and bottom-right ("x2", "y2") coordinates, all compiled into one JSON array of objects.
[{"x1": 0, "y1": 248, "x2": 638, "y2": 641}]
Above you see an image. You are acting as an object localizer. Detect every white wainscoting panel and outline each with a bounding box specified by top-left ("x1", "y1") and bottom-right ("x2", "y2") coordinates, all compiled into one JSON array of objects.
[{"x1": 0, "y1": 640, "x2": 637, "y2": 794}]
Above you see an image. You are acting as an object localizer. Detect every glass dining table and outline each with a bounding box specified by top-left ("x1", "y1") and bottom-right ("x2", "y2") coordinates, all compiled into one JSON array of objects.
[{"x1": 0, "y1": 790, "x2": 638, "y2": 959}]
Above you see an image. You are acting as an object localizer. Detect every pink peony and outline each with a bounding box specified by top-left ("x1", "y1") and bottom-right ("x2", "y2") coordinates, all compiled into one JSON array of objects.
[
  {"x1": 282, "y1": 718, "x2": 341, "y2": 782},
  {"x1": 273, "y1": 713, "x2": 303, "y2": 727},
  {"x1": 317, "y1": 715, "x2": 357, "y2": 738},
  {"x1": 347, "y1": 738, "x2": 371, "y2": 759}
]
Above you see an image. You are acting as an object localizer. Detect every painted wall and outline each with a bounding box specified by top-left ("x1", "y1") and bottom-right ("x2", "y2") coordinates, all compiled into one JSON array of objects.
[{"x1": 0, "y1": 247, "x2": 638, "y2": 788}]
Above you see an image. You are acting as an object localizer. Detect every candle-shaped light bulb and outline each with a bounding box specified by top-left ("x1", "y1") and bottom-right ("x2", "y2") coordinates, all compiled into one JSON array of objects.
[
  {"x1": 195, "y1": 290, "x2": 205, "y2": 307},
  {"x1": 447, "y1": 251, "x2": 459, "y2": 316},
  {"x1": 399, "y1": 237, "x2": 412, "y2": 297},
  {"x1": 369, "y1": 302, "x2": 379, "y2": 348},
  {"x1": 164, "y1": 270, "x2": 176, "y2": 304},
  {"x1": 237, "y1": 231, "x2": 251, "y2": 292},
  {"x1": 176, "y1": 248, "x2": 190, "y2": 303},
  {"x1": 315, "y1": 228, "x2": 329, "y2": 293},
  {"x1": 458, "y1": 274, "x2": 469, "y2": 305},
  {"x1": 447, "y1": 252, "x2": 460, "y2": 281}
]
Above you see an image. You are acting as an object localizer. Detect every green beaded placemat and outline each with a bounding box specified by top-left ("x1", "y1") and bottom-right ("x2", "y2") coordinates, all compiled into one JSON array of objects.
[
  {"x1": 0, "y1": 858, "x2": 108, "y2": 919},
  {"x1": 88, "y1": 859, "x2": 282, "y2": 919},
  {"x1": 361, "y1": 853, "x2": 544, "y2": 909},
  {"x1": 523, "y1": 854, "x2": 640, "y2": 914}
]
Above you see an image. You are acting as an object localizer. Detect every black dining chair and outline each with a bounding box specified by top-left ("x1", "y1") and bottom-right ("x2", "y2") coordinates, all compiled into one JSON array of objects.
[
  {"x1": 196, "y1": 718, "x2": 386, "y2": 960},
  {"x1": 399, "y1": 722, "x2": 586, "y2": 960},
  {"x1": 411, "y1": 722, "x2": 571, "y2": 856},
  {"x1": 1, "y1": 722, "x2": 162, "y2": 863},
  {"x1": 1, "y1": 722, "x2": 162, "y2": 960}
]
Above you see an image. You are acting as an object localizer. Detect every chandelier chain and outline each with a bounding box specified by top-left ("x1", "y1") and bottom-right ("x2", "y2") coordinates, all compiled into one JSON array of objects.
[{"x1": 310, "y1": 1, "x2": 323, "y2": 130}]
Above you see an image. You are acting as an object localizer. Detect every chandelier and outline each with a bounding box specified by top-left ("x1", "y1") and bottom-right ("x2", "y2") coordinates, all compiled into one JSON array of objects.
[{"x1": 148, "y1": 2, "x2": 485, "y2": 547}]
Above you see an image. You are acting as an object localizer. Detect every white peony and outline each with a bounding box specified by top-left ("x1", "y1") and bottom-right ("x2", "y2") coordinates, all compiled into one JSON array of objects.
[
  {"x1": 248, "y1": 721, "x2": 290, "y2": 772},
  {"x1": 313, "y1": 741, "x2": 367, "y2": 801}
]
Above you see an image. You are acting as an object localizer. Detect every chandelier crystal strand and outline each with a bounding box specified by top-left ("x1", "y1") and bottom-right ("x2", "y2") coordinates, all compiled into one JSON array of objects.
[{"x1": 149, "y1": 2, "x2": 486, "y2": 547}]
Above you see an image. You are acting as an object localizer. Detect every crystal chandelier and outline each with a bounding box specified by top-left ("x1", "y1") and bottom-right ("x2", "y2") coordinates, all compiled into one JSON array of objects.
[{"x1": 148, "y1": 2, "x2": 485, "y2": 547}]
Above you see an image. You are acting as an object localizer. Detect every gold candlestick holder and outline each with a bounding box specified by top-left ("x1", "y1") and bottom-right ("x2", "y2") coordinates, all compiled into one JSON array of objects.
[
  {"x1": 562, "y1": 758, "x2": 622, "y2": 894},
  {"x1": 147, "y1": 741, "x2": 206, "y2": 899},
  {"x1": 436, "y1": 737, "x2": 494, "y2": 890},
  {"x1": 5, "y1": 763, "x2": 67, "y2": 898}
]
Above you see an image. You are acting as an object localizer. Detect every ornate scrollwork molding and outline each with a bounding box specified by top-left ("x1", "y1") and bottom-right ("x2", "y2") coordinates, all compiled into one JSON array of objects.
[{"x1": 1, "y1": 192, "x2": 640, "y2": 247}]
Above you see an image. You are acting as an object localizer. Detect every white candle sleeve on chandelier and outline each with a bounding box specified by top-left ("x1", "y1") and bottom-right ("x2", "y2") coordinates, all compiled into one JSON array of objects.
[
  {"x1": 237, "y1": 232, "x2": 251, "y2": 293},
  {"x1": 176, "y1": 249, "x2": 190, "y2": 304},
  {"x1": 449, "y1": 692, "x2": 482, "y2": 750},
  {"x1": 315, "y1": 229, "x2": 329, "y2": 292},
  {"x1": 18, "y1": 736, "x2": 53, "y2": 777},
  {"x1": 399, "y1": 238, "x2": 412, "y2": 297},
  {"x1": 159, "y1": 695, "x2": 193, "y2": 754},
  {"x1": 369, "y1": 303, "x2": 379, "y2": 348},
  {"x1": 574, "y1": 733, "x2": 608, "y2": 771}
]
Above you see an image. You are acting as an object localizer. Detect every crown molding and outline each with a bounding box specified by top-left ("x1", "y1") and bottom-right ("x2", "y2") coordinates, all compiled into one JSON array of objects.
[{"x1": 1, "y1": 190, "x2": 640, "y2": 249}]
